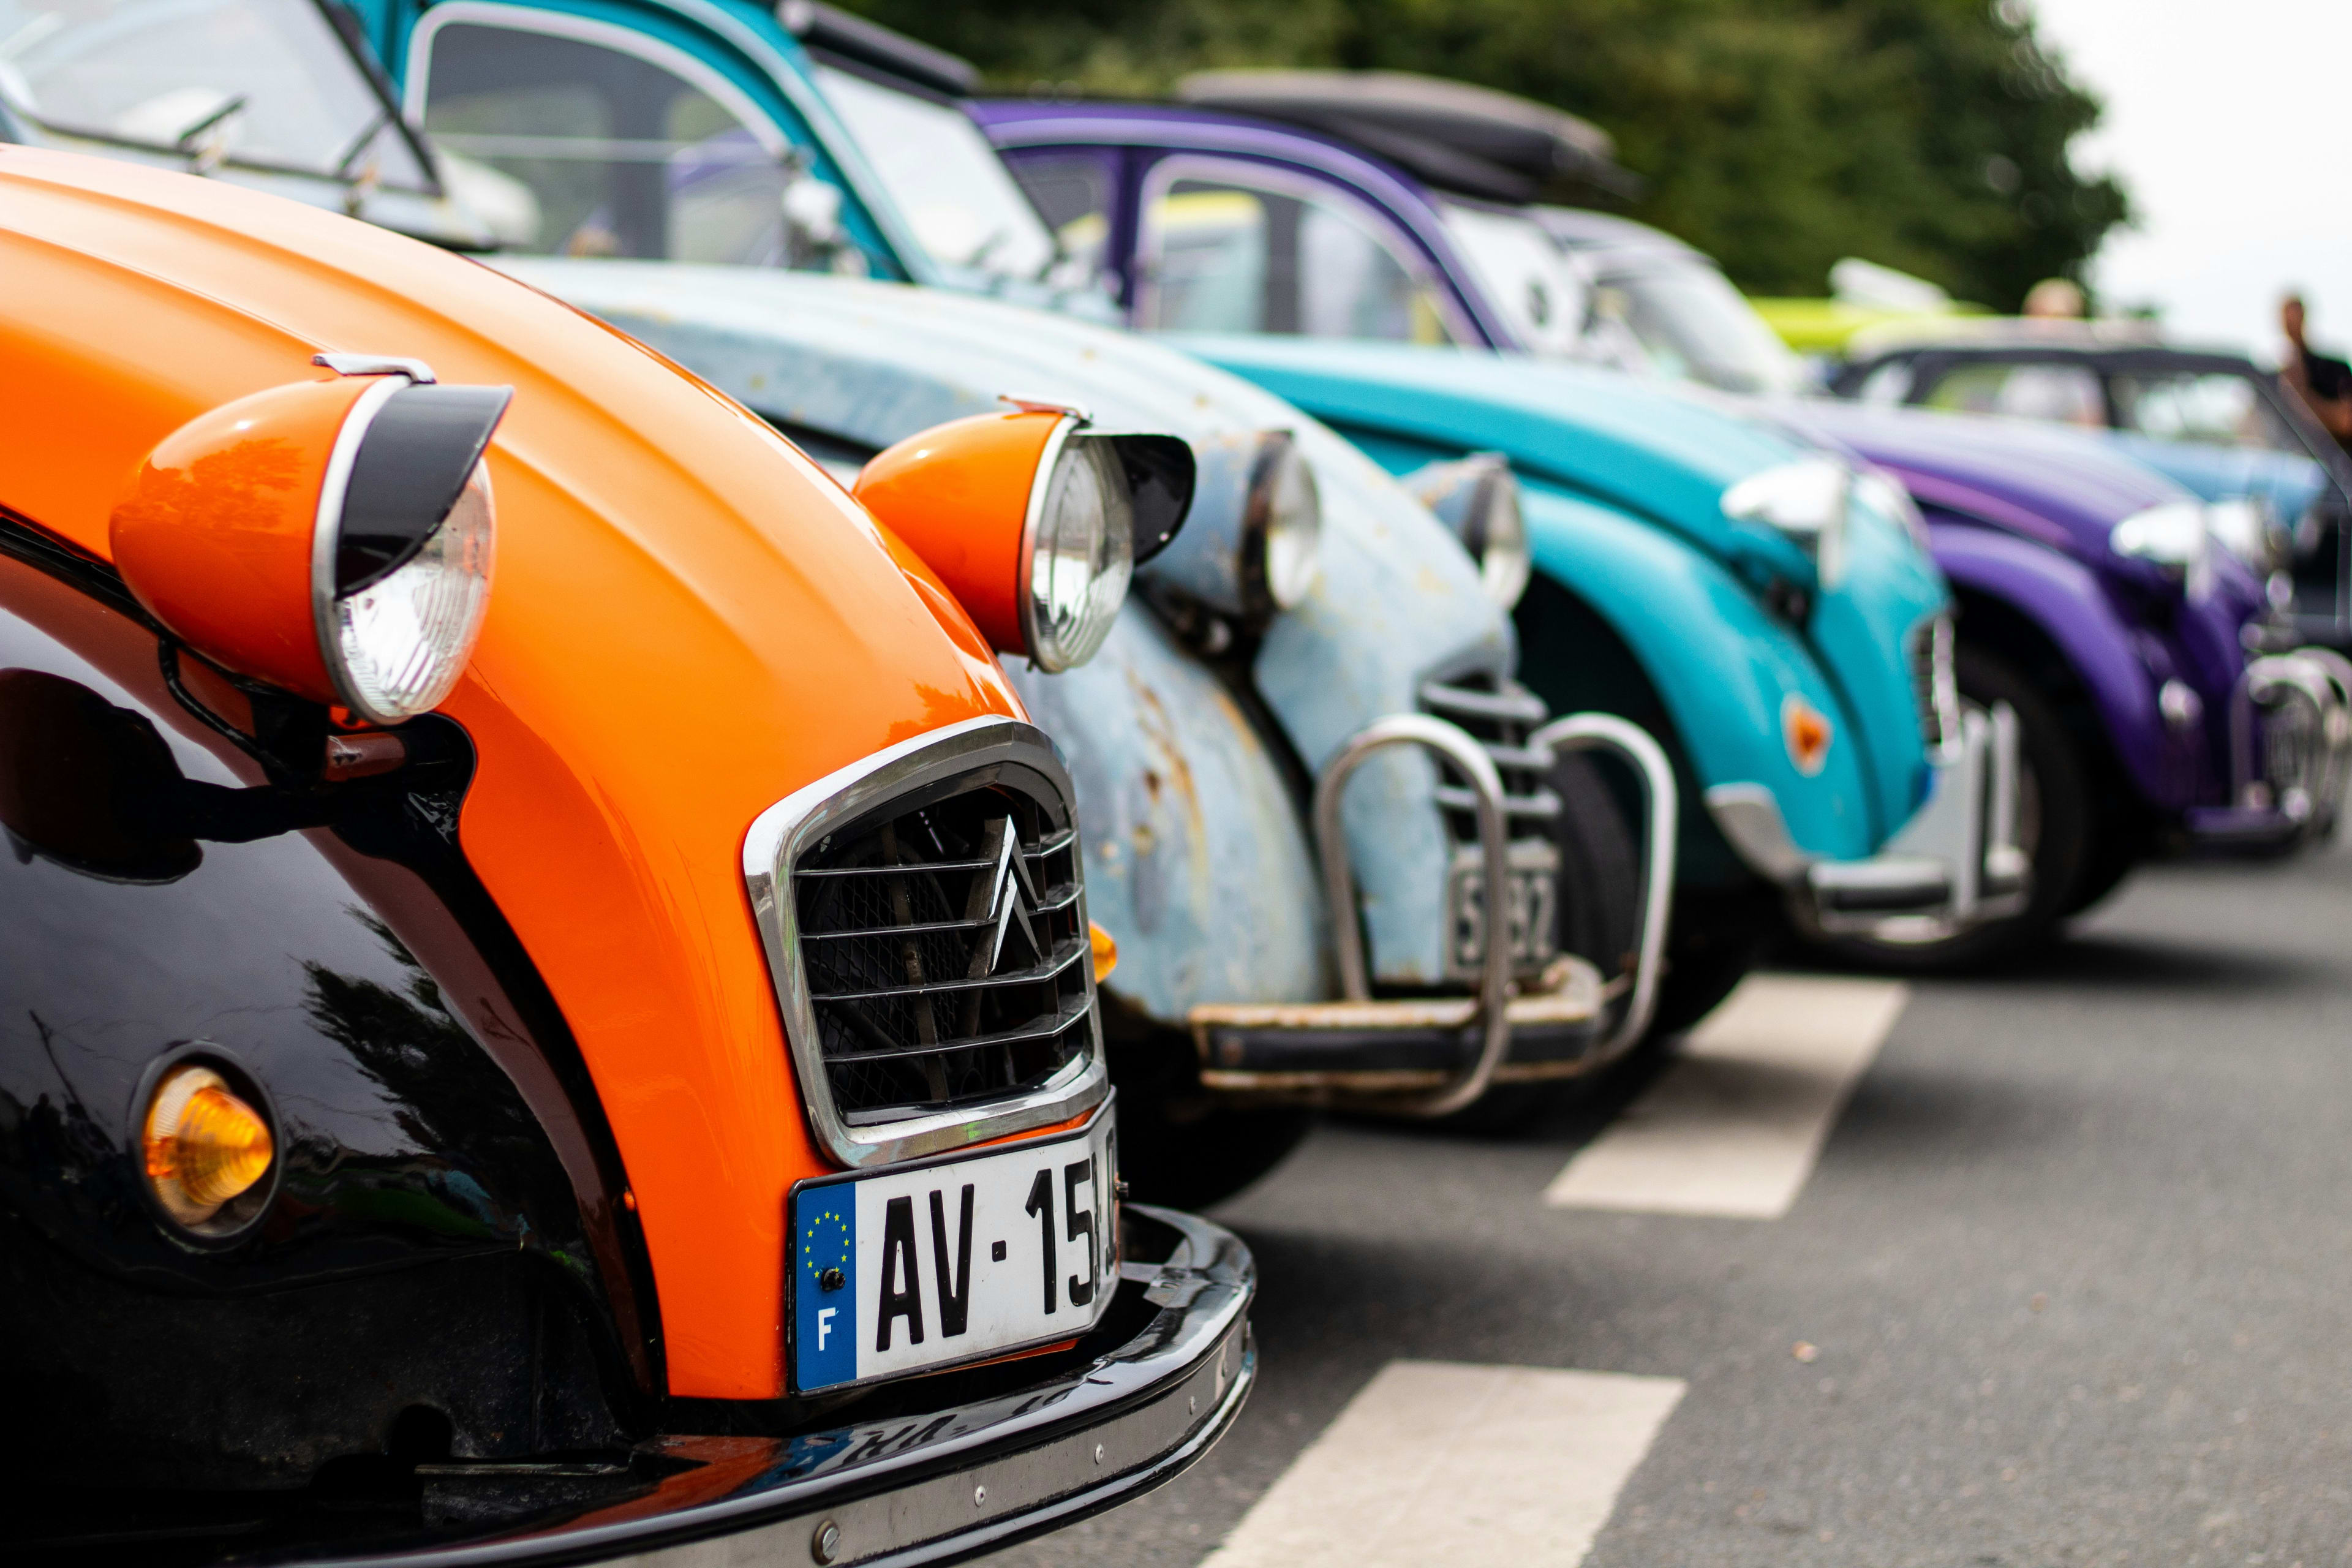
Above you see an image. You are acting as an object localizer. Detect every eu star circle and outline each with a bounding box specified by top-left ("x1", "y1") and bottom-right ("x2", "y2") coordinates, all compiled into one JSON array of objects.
[{"x1": 802, "y1": 1204, "x2": 852, "y2": 1288}]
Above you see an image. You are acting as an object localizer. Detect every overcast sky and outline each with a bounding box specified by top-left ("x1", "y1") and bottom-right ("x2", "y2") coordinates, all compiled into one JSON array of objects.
[{"x1": 2026, "y1": 0, "x2": 2351, "y2": 362}]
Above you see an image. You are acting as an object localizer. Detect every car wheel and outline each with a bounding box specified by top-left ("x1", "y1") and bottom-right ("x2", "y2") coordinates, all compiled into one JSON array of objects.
[{"x1": 1809, "y1": 643, "x2": 2095, "y2": 972}]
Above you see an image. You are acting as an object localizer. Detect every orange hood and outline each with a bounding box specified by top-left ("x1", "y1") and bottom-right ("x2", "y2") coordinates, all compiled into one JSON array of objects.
[{"x1": 0, "y1": 147, "x2": 1022, "y2": 1399}]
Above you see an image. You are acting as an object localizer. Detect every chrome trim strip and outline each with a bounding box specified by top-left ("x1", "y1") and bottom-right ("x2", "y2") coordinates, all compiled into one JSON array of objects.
[
  {"x1": 1313, "y1": 714, "x2": 1512, "y2": 1117},
  {"x1": 742, "y1": 714, "x2": 1107, "y2": 1167},
  {"x1": 1016, "y1": 413, "x2": 1082, "y2": 672}
]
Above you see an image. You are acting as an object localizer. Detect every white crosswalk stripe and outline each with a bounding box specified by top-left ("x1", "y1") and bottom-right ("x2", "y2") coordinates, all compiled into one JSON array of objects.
[
  {"x1": 1200, "y1": 1361, "x2": 1685, "y2": 1568},
  {"x1": 1543, "y1": 973, "x2": 1911, "y2": 1218}
]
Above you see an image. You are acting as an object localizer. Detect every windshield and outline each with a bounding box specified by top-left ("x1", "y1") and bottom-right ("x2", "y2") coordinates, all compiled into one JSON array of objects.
[
  {"x1": 1438, "y1": 200, "x2": 1589, "y2": 358},
  {"x1": 0, "y1": 0, "x2": 429, "y2": 187},
  {"x1": 1592, "y1": 254, "x2": 1808, "y2": 396},
  {"x1": 812, "y1": 64, "x2": 1060, "y2": 281}
]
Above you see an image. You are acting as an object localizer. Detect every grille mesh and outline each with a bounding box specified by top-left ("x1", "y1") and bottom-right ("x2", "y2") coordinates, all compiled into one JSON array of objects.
[
  {"x1": 1419, "y1": 673, "x2": 1564, "y2": 979},
  {"x1": 1419, "y1": 674, "x2": 1562, "y2": 834},
  {"x1": 1910, "y1": 614, "x2": 1961, "y2": 753},
  {"x1": 794, "y1": 777, "x2": 1090, "y2": 1122}
]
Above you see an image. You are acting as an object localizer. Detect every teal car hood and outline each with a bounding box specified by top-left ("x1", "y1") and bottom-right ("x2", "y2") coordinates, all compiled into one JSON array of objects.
[{"x1": 1178, "y1": 334, "x2": 1953, "y2": 846}]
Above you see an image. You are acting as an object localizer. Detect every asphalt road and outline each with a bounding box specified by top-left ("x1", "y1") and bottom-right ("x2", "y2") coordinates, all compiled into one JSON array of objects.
[{"x1": 982, "y1": 833, "x2": 2352, "y2": 1568}]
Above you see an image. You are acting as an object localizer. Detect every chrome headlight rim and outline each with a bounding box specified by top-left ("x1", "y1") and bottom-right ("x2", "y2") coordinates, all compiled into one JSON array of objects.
[
  {"x1": 1019, "y1": 413, "x2": 1137, "y2": 674},
  {"x1": 1240, "y1": 430, "x2": 1324, "y2": 622},
  {"x1": 1405, "y1": 451, "x2": 1532, "y2": 608},
  {"x1": 310, "y1": 373, "x2": 507, "y2": 726}
]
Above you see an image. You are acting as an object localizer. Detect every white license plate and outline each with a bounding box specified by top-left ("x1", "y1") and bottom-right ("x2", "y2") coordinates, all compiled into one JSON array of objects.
[
  {"x1": 790, "y1": 1103, "x2": 1116, "y2": 1393},
  {"x1": 1448, "y1": 841, "x2": 1561, "y2": 977}
]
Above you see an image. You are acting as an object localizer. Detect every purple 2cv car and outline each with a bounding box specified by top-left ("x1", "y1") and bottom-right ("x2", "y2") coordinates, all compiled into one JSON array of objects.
[{"x1": 977, "y1": 72, "x2": 2352, "y2": 967}]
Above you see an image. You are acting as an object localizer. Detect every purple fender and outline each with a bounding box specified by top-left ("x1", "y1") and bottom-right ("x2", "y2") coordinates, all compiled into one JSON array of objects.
[{"x1": 1929, "y1": 522, "x2": 2195, "y2": 812}]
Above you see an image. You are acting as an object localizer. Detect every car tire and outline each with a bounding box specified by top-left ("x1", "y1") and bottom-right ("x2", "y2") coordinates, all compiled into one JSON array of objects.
[{"x1": 1807, "y1": 643, "x2": 2095, "y2": 972}]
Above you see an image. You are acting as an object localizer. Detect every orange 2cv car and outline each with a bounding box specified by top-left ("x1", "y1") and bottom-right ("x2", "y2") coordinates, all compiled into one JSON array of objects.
[{"x1": 0, "y1": 146, "x2": 1250, "y2": 1566}]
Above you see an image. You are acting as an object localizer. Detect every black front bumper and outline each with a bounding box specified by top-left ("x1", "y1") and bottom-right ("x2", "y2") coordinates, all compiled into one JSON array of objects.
[{"x1": 14, "y1": 1207, "x2": 1252, "y2": 1568}]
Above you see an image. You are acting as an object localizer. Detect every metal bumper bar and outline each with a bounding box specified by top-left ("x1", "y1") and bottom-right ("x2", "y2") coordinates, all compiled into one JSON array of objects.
[
  {"x1": 2211, "y1": 646, "x2": 2352, "y2": 846},
  {"x1": 314, "y1": 1207, "x2": 1252, "y2": 1568},
  {"x1": 1709, "y1": 702, "x2": 2029, "y2": 940},
  {"x1": 1187, "y1": 709, "x2": 1679, "y2": 1112}
]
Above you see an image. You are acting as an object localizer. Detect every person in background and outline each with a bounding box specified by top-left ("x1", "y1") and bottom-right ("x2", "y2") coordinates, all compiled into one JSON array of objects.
[
  {"x1": 2280, "y1": 292, "x2": 2352, "y2": 450},
  {"x1": 2022, "y1": 277, "x2": 2086, "y2": 318}
]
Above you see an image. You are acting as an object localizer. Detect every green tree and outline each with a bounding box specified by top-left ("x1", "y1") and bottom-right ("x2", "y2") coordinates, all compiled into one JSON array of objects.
[{"x1": 839, "y1": 0, "x2": 2127, "y2": 311}]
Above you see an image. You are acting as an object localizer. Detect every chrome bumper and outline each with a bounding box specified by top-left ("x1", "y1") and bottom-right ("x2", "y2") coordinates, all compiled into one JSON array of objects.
[
  {"x1": 1187, "y1": 710, "x2": 1679, "y2": 1112},
  {"x1": 1709, "y1": 702, "x2": 2030, "y2": 941},
  {"x1": 320, "y1": 1207, "x2": 1251, "y2": 1568},
  {"x1": 2195, "y1": 645, "x2": 2352, "y2": 849}
]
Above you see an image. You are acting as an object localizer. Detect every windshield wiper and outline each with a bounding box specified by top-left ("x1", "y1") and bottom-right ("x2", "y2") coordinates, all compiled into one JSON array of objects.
[{"x1": 173, "y1": 92, "x2": 249, "y2": 151}]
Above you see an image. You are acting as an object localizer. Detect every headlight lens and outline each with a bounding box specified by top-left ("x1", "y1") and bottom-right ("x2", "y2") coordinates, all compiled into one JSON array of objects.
[
  {"x1": 333, "y1": 459, "x2": 495, "y2": 722},
  {"x1": 315, "y1": 377, "x2": 509, "y2": 725},
  {"x1": 1403, "y1": 453, "x2": 1531, "y2": 608},
  {"x1": 2109, "y1": 501, "x2": 2209, "y2": 568},
  {"x1": 1023, "y1": 429, "x2": 1134, "y2": 673},
  {"x1": 1248, "y1": 433, "x2": 1324, "y2": 614}
]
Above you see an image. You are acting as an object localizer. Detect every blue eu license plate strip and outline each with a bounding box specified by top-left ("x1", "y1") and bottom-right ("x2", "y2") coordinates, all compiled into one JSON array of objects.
[{"x1": 790, "y1": 1102, "x2": 1117, "y2": 1393}]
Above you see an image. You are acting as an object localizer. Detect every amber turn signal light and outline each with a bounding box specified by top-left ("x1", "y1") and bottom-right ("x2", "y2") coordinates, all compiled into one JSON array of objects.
[
  {"x1": 1089, "y1": 921, "x2": 1118, "y2": 983},
  {"x1": 143, "y1": 1064, "x2": 274, "y2": 1229}
]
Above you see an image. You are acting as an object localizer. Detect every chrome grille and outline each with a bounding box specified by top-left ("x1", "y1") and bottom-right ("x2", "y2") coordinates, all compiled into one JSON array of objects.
[
  {"x1": 1419, "y1": 674, "x2": 1564, "y2": 980},
  {"x1": 796, "y1": 790, "x2": 1090, "y2": 1121},
  {"x1": 1418, "y1": 675, "x2": 1561, "y2": 829},
  {"x1": 744, "y1": 718, "x2": 1107, "y2": 1167},
  {"x1": 1910, "y1": 613, "x2": 1961, "y2": 754}
]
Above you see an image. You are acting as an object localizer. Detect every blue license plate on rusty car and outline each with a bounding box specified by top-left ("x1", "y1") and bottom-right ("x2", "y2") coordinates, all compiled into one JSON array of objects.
[{"x1": 790, "y1": 1103, "x2": 1116, "y2": 1393}]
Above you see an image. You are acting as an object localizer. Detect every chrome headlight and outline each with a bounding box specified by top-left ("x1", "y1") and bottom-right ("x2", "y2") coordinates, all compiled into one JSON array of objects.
[
  {"x1": 2203, "y1": 497, "x2": 2283, "y2": 573},
  {"x1": 1403, "y1": 452, "x2": 1532, "y2": 608},
  {"x1": 1853, "y1": 467, "x2": 1930, "y2": 552},
  {"x1": 2109, "y1": 501, "x2": 2209, "y2": 568},
  {"x1": 1022, "y1": 419, "x2": 1136, "y2": 672},
  {"x1": 1721, "y1": 456, "x2": 1852, "y2": 589},
  {"x1": 315, "y1": 378, "x2": 507, "y2": 723},
  {"x1": 1243, "y1": 431, "x2": 1324, "y2": 617}
]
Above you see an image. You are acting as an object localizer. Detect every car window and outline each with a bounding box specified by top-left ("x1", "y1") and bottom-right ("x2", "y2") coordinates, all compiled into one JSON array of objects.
[
  {"x1": 1137, "y1": 173, "x2": 1461, "y2": 344},
  {"x1": 1587, "y1": 254, "x2": 1808, "y2": 396},
  {"x1": 416, "y1": 20, "x2": 850, "y2": 268},
  {"x1": 812, "y1": 65, "x2": 1062, "y2": 283},
  {"x1": 2109, "y1": 371, "x2": 2302, "y2": 453},
  {"x1": 0, "y1": 0, "x2": 429, "y2": 188},
  {"x1": 1918, "y1": 361, "x2": 2106, "y2": 426},
  {"x1": 1436, "y1": 200, "x2": 1588, "y2": 358},
  {"x1": 1007, "y1": 151, "x2": 1113, "y2": 279},
  {"x1": 1850, "y1": 359, "x2": 1915, "y2": 405}
]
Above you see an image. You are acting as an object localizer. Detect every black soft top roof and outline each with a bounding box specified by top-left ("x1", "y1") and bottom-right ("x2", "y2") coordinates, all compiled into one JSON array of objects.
[
  {"x1": 1175, "y1": 69, "x2": 1642, "y2": 203},
  {"x1": 779, "y1": 0, "x2": 978, "y2": 100}
]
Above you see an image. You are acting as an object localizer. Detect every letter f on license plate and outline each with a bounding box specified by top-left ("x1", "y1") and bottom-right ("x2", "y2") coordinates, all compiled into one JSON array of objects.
[{"x1": 791, "y1": 1104, "x2": 1117, "y2": 1392}]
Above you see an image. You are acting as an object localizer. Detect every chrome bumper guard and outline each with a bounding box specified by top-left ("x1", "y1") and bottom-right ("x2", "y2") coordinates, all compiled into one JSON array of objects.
[
  {"x1": 1711, "y1": 702, "x2": 2030, "y2": 941},
  {"x1": 2193, "y1": 646, "x2": 2352, "y2": 849},
  {"x1": 324, "y1": 1207, "x2": 1251, "y2": 1568},
  {"x1": 1188, "y1": 710, "x2": 1679, "y2": 1113}
]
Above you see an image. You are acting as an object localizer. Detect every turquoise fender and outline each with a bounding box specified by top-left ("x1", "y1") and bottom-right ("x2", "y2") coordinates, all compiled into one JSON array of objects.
[{"x1": 1521, "y1": 484, "x2": 1879, "y2": 865}]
